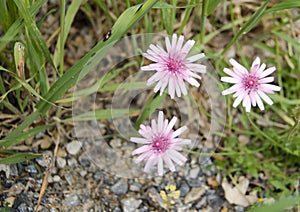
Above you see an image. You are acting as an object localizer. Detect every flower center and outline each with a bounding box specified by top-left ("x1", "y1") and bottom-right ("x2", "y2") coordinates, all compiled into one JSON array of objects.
[
  {"x1": 243, "y1": 75, "x2": 258, "y2": 93},
  {"x1": 152, "y1": 137, "x2": 168, "y2": 153},
  {"x1": 167, "y1": 58, "x2": 182, "y2": 74}
]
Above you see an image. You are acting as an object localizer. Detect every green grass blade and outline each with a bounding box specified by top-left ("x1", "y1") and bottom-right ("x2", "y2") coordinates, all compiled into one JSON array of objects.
[
  {"x1": 0, "y1": 153, "x2": 41, "y2": 165},
  {"x1": 206, "y1": 0, "x2": 222, "y2": 15},
  {"x1": 265, "y1": 0, "x2": 300, "y2": 13},
  {"x1": 64, "y1": 109, "x2": 139, "y2": 122},
  {"x1": 13, "y1": 0, "x2": 56, "y2": 69},
  {"x1": 272, "y1": 31, "x2": 300, "y2": 53},
  {"x1": 0, "y1": 124, "x2": 54, "y2": 148},
  {"x1": 0, "y1": 0, "x2": 46, "y2": 52},
  {"x1": 0, "y1": 0, "x2": 158, "y2": 146},
  {"x1": 221, "y1": 0, "x2": 271, "y2": 55},
  {"x1": 53, "y1": 0, "x2": 83, "y2": 69}
]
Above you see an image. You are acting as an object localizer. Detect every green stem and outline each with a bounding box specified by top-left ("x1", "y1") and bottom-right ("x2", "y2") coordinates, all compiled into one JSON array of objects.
[
  {"x1": 200, "y1": 0, "x2": 208, "y2": 44},
  {"x1": 59, "y1": 0, "x2": 65, "y2": 76}
]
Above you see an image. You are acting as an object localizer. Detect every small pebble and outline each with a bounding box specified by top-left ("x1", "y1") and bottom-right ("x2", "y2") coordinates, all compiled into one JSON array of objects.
[
  {"x1": 189, "y1": 166, "x2": 200, "y2": 179},
  {"x1": 80, "y1": 170, "x2": 87, "y2": 177},
  {"x1": 66, "y1": 141, "x2": 82, "y2": 155},
  {"x1": 179, "y1": 181, "x2": 190, "y2": 197},
  {"x1": 111, "y1": 179, "x2": 128, "y2": 195},
  {"x1": 56, "y1": 157, "x2": 66, "y2": 169},
  {"x1": 63, "y1": 194, "x2": 81, "y2": 207},
  {"x1": 64, "y1": 173, "x2": 73, "y2": 185},
  {"x1": 129, "y1": 182, "x2": 141, "y2": 192},
  {"x1": 121, "y1": 198, "x2": 142, "y2": 212},
  {"x1": 78, "y1": 155, "x2": 90, "y2": 167},
  {"x1": 184, "y1": 187, "x2": 206, "y2": 204},
  {"x1": 53, "y1": 175, "x2": 61, "y2": 182},
  {"x1": 67, "y1": 158, "x2": 77, "y2": 167},
  {"x1": 24, "y1": 165, "x2": 37, "y2": 174},
  {"x1": 93, "y1": 171, "x2": 104, "y2": 181}
]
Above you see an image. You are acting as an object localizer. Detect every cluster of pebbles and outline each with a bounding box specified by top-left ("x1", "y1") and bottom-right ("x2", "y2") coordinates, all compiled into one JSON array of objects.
[{"x1": 0, "y1": 136, "x2": 247, "y2": 211}]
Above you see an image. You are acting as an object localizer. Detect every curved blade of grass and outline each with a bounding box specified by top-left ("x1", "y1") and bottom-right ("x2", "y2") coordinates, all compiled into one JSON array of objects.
[
  {"x1": 206, "y1": 0, "x2": 222, "y2": 15},
  {"x1": 0, "y1": 153, "x2": 41, "y2": 164},
  {"x1": 13, "y1": 0, "x2": 55, "y2": 69},
  {"x1": 265, "y1": 0, "x2": 300, "y2": 13},
  {"x1": 0, "y1": 124, "x2": 55, "y2": 148},
  {"x1": 135, "y1": 92, "x2": 166, "y2": 129},
  {"x1": 0, "y1": 0, "x2": 46, "y2": 52},
  {"x1": 1, "y1": 0, "x2": 158, "y2": 146},
  {"x1": 153, "y1": 2, "x2": 195, "y2": 8},
  {"x1": 272, "y1": 31, "x2": 300, "y2": 53},
  {"x1": 53, "y1": 0, "x2": 83, "y2": 68},
  {"x1": 221, "y1": 0, "x2": 271, "y2": 55},
  {"x1": 64, "y1": 109, "x2": 139, "y2": 122}
]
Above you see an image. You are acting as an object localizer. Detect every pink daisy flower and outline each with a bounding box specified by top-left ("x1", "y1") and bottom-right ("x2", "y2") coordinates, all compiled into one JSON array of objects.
[
  {"x1": 130, "y1": 111, "x2": 191, "y2": 176},
  {"x1": 221, "y1": 57, "x2": 281, "y2": 112},
  {"x1": 141, "y1": 34, "x2": 206, "y2": 99}
]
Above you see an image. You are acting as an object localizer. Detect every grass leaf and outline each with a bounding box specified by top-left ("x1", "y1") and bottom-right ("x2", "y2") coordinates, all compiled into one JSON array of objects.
[{"x1": 0, "y1": 153, "x2": 41, "y2": 165}]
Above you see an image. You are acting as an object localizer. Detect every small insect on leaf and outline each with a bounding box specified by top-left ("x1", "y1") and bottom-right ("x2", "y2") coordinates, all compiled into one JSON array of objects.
[
  {"x1": 103, "y1": 29, "x2": 112, "y2": 42},
  {"x1": 14, "y1": 42, "x2": 25, "y2": 81}
]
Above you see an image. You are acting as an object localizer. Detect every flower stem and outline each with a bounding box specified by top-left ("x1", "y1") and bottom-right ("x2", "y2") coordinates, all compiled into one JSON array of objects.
[{"x1": 200, "y1": 0, "x2": 208, "y2": 44}]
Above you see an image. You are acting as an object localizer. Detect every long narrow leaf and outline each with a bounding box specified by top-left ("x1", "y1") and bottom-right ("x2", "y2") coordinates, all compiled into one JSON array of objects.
[{"x1": 0, "y1": 153, "x2": 41, "y2": 165}]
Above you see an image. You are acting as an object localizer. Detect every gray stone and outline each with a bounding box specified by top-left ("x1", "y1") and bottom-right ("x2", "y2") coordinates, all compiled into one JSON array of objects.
[
  {"x1": 36, "y1": 156, "x2": 48, "y2": 167},
  {"x1": 64, "y1": 173, "x2": 73, "y2": 185},
  {"x1": 63, "y1": 194, "x2": 81, "y2": 207},
  {"x1": 207, "y1": 194, "x2": 224, "y2": 210},
  {"x1": 17, "y1": 203, "x2": 27, "y2": 212},
  {"x1": 56, "y1": 157, "x2": 66, "y2": 169},
  {"x1": 78, "y1": 155, "x2": 90, "y2": 167},
  {"x1": 234, "y1": 206, "x2": 245, "y2": 212},
  {"x1": 184, "y1": 187, "x2": 206, "y2": 204},
  {"x1": 53, "y1": 175, "x2": 61, "y2": 182},
  {"x1": 93, "y1": 171, "x2": 104, "y2": 181},
  {"x1": 195, "y1": 196, "x2": 207, "y2": 209},
  {"x1": 129, "y1": 182, "x2": 141, "y2": 192},
  {"x1": 66, "y1": 141, "x2": 82, "y2": 155},
  {"x1": 121, "y1": 197, "x2": 142, "y2": 212},
  {"x1": 113, "y1": 207, "x2": 122, "y2": 212},
  {"x1": 25, "y1": 165, "x2": 37, "y2": 174},
  {"x1": 80, "y1": 170, "x2": 87, "y2": 177},
  {"x1": 179, "y1": 181, "x2": 190, "y2": 197},
  {"x1": 189, "y1": 166, "x2": 200, "y2": 179},
  {"x1": 67, "y1": 158, "x2": 77, "y2": 167},
  {"x1": 111, "y1": 179, "x2": 128, "y2": 195},
  {"x1": 0, "y1": 164, "x2": 10, "y2": 178},
  {"x1": 9, "y1": 164, "x2": 18, "y2": 176}
]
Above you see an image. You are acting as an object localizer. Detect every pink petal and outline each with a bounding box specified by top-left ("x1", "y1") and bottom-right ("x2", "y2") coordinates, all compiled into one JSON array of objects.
[
  {"x1": 130, "y1": 137, "x2": 149, "y2": 144},
  {"x1": 172, "y1": 126, "x2": 187, "y2": 138},
  {"x1": 253, "y1": 92, "x2": 265, "y2": 111},
  {"x1": 242, "y1": 95, "x2": 251, "y2": 112},
  {"x1": 162, "y1": 154, "x2": 175, "y2": 172},
  {"x1": 186, "y1": 63, "x2": 206, "y2": 73},
  {"x1": 257, "y1": 90, "x2": 273, "y2": 105},
  {"x1": 250, "y1": 57, "x2": 261, "y2": 74},
  {"x1": 221, "y1": 77, "x2": 240, "y2": 84},
  {"x1": 132, "y1": 145, "x2": 152, "y2": 155},
  {"x1": 186, "y1": 53, "x2": 205, "y2": 63},
  {"x1": 233, "y1": 92, "x2": 245, "y2": 108},
  {"x1": 157, "y1": 156, "x2": 163, "y2": 176},
  {"x1": 229, "y1": 58, "x2": 248, "y2": 74},
  {"x1": 259, "y1": 67, "x2": 276, "y2": 78},
  {"x1": 185, "y1": 77, "x2": 200, "y2": 87},
  {"x1": 260, "y1": 84, "x2": 281, "y2": 93},
  {"x1": 157, "y1": 111, "x2": 164, "y2": 130},
  {"x1": 258, "y1": 77, "x2": 274, "y2": 83},
  {"x1": 180, "y1": 40, "x2": 195, "y2": 58},
  {"x1": 224, "y1": 68, "x2": 241, "y2": 79}
]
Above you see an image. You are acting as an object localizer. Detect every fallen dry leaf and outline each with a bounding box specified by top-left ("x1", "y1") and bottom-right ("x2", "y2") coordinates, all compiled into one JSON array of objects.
[{"x1": 222, "y1": 176, "x2": 258, "y2": 207}]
